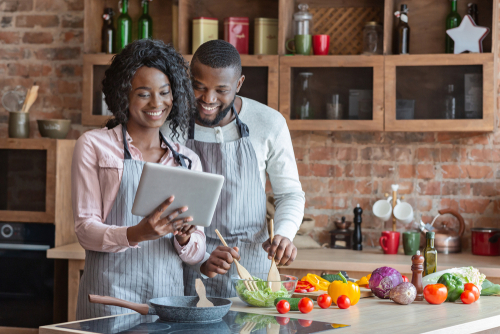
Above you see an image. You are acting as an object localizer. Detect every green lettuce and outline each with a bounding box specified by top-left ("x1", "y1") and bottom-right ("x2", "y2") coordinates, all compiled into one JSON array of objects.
[
  {"x1": 235, "y1": 277, "x2": 289, "y2": 307},
  {"x1": 422, "y1": 267, "x2": 486, "y2": 293},
  {"x1": 481, "y1": 279, "x2": 500, "y2": 296}
]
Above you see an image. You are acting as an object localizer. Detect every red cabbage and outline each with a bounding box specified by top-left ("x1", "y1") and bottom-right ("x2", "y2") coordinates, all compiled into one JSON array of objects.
[{"x1": 369, "y1": 266, "x2": 403, "y2": 299}]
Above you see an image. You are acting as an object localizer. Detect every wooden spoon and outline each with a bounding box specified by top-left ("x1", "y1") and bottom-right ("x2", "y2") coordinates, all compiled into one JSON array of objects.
[
  {"x1": 214, "y1": 229, "x2": 258, "y2": 292},
  {"x1": 195, "y1": 278, "x2": 214, "y2": 307},
  {"x1": 267, "y1": 219, "x2": 281, "y2": 292},
  {"x1": 23, "y1": 85, "x2": 39, "y2": 113}
]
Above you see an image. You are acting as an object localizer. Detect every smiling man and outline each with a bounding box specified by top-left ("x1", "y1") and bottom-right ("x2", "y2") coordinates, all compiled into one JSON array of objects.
[{"x1": 162, "y1": 40, "x2": 305, "y2": 298}]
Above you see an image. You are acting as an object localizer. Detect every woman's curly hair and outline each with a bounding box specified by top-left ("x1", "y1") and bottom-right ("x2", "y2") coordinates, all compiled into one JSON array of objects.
[{"x1": 102, "y1": 39, "x2": 195, "y2": 140}]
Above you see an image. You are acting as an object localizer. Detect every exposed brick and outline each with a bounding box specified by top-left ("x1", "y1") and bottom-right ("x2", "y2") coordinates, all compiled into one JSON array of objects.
[
  {"x1": 471, "y1": 182, "x2": 498, "y2": 197},
  {"x1": 61, "y1": 14, "x2": 83, "y2": 28},
  {"x1": 35, "y1": 0, "x2": 68, "y2": 11},
  {"x1": 293, "y1": 147, "x2": 306, "y2": 161},
  {"x1": 462, "y1": 165, "x2": 493, "y2": 179},
  {"x1": 0, "y1": 0, "x2": 33, "y2": 12},
  {"x1": 7, "y1": 63, "x2": 28, "y2": 77},
  {"x1": 0, "y1": 31, "x2": 20, "y2": 44},
  {"x1": 57, "y1": 80, "x2": 79, "y2": 94},
  {"x1": 328, "y1": 179, "x2": 355, "y2": 194},
  {"x1": 0, "y1": 47, "x2": 27, "y2": 60},
  {"x1": 1, "y1": 16, "x2": 13, "y2": 28},
  {"x1": 399, "y1": 164, "x2": 415, "y2": 178},
  {"x1": 336, "y1": 147, "x2": 357, "y2": 161},
  {"x1": 470, "y1": 148, "x2": 500, "y2": 163},
  {"x1": 345, "y1": 163, "x2": 371, "y2": 177},
  {"x1": 55, "y1": 64, "x2": 82, "y2": 77},
  {"x1": 62, "y1": 96, "x2": 81, "y2": 109},
  {"x1": 60, "y1": 30, "x2": 83, "y2": 44},
  {"x1": 22, "y1": 32, "x2": 54, "y2": 44},
  {"x1": 417, "y1": 147, "x2": 440, "y2": 162},
  {"x1": 418, "y1": 181, "x2": 441, "y2": 196},
  {"x1": 354, "y1": 180, "x2": 373, "y2": 195},
  {"x1": 373, "y1": 164, "x2": 395, "y2": 178},
  {"x1": 296, "y1": 162, "x2": 311, "y2": 176},
  {"x1": 307, "y1": 196, "x2": 346, "y2": 210},
  {"x1": 16, "y1": 15, "x2": 59, "y2": 28},
  {"x1": 417, "y1": 164, "x2": 436, "y2": 179},
  {"x1": 34, "y1": 47, "x2": 80, "y2": 60},
  {"x1": 460, "y1": 199, "x2": 491, "y2": 214},
  {"x1": 310, "y1": 147, "x2": 334, "y2": 161},
  {"x1": 310, "y1": 164, "x2": 342, "y2": 177},
  {"x1": 442, "y1": 182, "x2": 470, "y2": 196},
  {"x1": 301, "y1": 178, "x2": 329, "y2": 194},
  {"x1": 397, "y1": 181, "x2": 414, "y2": 194},
  {"x1": 440, "y1": 198, "x2": 459, "y2": 212},
  {"x1": 436, "y1": 133, "x2": 462, "y2": 143},
  {"x1": 310, "y1": 215, "x2": 329, "y2": 228},
  {"x1": 441, "y1": 147, "x2": 463, "y2": 162},
  {"x1": 441, "y1": 165, "x2": 464, "y2": 179},
  {"x1": 461, "y1": 133, "x2": 489, "y2": 145}
]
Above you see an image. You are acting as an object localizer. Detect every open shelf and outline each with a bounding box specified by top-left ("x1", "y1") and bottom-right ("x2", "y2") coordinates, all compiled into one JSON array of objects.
[
  {"x1": 279, "y1": 55, "x2": 384, "y2": 131},
  {"x1": 384, "y1": 53, "x2": 494, "y2": 132}
]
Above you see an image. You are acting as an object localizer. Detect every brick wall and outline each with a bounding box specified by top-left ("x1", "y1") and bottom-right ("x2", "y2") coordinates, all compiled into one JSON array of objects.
[{"x1": 1, "y1": 0, "x2": 499, "y2": 250}]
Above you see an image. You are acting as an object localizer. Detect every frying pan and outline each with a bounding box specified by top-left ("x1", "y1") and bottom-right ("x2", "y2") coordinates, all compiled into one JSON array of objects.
[{"x1": 89, "y1": 295, "x2": 232, "y2": 323}]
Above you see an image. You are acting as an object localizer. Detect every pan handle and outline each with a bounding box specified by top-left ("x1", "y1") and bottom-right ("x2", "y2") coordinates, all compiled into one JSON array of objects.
[
  {"x1": 489, "y1": 233, "x2": 500, "y2": 243},
  {"x1": 88, "y1": 294, "x2": 152, "y2": 315}
]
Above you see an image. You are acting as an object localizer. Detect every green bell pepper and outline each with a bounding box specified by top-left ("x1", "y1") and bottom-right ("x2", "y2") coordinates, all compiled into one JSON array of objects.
[{"x1": 437, "y1": 273, "x2": 465, "y2": 302}]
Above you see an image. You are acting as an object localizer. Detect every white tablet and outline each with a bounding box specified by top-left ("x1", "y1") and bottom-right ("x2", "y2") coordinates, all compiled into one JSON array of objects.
[{"x1": 131, "y1": 163, "x2": 224, "y2": 227}]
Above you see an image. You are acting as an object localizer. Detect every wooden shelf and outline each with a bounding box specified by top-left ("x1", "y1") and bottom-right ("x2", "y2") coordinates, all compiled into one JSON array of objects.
[
  {"x1": 279, "y1": 55, "x2": 384, "y2": 131},
  {"x1": 384, "y1": 53, "x2": 495, "y2": 132}
]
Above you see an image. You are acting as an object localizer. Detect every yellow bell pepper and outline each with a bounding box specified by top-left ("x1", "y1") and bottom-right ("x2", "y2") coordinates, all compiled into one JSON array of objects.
[
  {"x1": 328, "y1": 272, "x2": 360, "y2": 306},
  {"x1": 302, "y1": 273, "x2": 330, "y2": 291},
  {"x1": 355, "y1": 274, "x2": 371, "y2": 288}
]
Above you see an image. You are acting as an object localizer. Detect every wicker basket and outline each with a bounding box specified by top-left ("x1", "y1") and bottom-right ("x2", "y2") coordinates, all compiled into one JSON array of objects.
[{"x1": 310, "y1": 7, "x2": 383, "y2": 55}]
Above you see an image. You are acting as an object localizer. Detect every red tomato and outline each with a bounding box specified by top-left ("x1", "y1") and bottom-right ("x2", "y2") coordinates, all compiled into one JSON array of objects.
[
  {"x1": 276, "y1": 300, "x2": 290, "y2": 314},
  {"x1": 337, "y1": 295, "x2": 351, "y2": 309},
  {"x1": 298, "y1": 297, "x2": 314, "y2": 314},
  {"x1": 317, "y1": 294, "x2": 332, "y2": 309},
  {"x1": 461, "y1": 290, "x2": 475, "y2": 304},
  {"x1": 276, "y1": 316, "x2": 290, "y2": 326},
  {"x1": 464, "y1": 283, "x2": 480, "y2": 301},
  {"x1": 298, "y1": 319, "x2": 313, "y2": 327},
  {"x1": 401, "y1": 275, "x2": 409, "y2": 283},
  {"x1": 423, "y1": 284, "x2": 448, "y2": 305}
]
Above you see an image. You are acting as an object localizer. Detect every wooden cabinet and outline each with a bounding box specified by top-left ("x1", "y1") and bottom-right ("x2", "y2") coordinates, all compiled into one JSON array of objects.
[{"x1": 0, "y1": 139, "x2": 76, "y2": 247}]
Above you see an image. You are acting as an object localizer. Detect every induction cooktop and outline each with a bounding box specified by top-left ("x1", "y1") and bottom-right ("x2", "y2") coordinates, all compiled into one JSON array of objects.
[{"x1": 57, "y1": 311, "x2": 349, "y2": 334}]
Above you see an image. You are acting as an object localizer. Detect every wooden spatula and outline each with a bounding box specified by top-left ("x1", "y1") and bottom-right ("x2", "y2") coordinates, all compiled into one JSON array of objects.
[
  {"x1": 214, "y1": 229, "x2": 259, "y2": 292},
  {"x1": 22, "y1": 84, "x2": 39, "y2": 113},
  {"x1": 267, "y1": 219, "x2": 281, "y2": 292},
  {"x1": 195, "y1": 278, "x2": 214, "y2": 307}
]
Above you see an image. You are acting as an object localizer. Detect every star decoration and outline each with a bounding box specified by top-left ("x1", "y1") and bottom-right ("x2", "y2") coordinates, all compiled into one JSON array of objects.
[{"x1": 446, "y1": 15, "x2": 490, "y2": 54}]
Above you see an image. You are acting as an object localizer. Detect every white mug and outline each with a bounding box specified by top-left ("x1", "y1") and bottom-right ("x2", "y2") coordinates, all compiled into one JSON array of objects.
[
  {"x1": 373, "y1": 197, "x2": 399, "y2": 221},
  {"x1": 393, "y1": 201, "x2": 414, "y2": 224}
]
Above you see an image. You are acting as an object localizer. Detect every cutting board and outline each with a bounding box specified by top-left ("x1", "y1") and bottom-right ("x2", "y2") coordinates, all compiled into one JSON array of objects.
[{"x1": 292, "y1": 279, "x2": 373, "y2": 300}]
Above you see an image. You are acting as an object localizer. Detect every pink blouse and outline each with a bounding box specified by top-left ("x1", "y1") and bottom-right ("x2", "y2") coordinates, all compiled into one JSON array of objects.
[{"x1": 71, "y1": 124, "x2": 206, "y2": 265}]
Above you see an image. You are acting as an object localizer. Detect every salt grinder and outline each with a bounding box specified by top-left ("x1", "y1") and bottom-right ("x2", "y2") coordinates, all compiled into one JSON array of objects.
[
  {"x1": 352, "y1": 204, "x2": 363, "y2": 251},
  {"x1": 411, "y1": 250, "x2": 424, "y2": 301}
]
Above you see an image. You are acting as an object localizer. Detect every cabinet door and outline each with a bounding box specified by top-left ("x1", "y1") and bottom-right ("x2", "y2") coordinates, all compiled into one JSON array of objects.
[{"x1": 384, "y1": 54, "x2": 494, "y2": 132}]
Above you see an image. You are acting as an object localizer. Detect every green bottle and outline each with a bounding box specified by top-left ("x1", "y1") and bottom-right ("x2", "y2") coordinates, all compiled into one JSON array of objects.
[
  {"x1": 138, "y1": 0, "x2": 153, "y2": 40},
  {"x1": 423, "y1": 232, "x2": 437, "y2": 276},
  {"x1": 116, "y1": 0, "x2": 132, "y2": 53},
  {"x1": 445, "y1": 0, "x2": 461, "y2": 53}
]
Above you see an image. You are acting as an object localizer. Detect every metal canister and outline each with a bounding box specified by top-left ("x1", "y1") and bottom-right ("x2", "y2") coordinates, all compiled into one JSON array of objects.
[
  {"x1": 192, "y1": 17, "x2": 218, "y2": 54},
  {"x1": 224, "y1": 17, "x2": 249, "y2": 54},
  {"x1": 254, "y1": 18, "x2": 278, "y2": 55}
]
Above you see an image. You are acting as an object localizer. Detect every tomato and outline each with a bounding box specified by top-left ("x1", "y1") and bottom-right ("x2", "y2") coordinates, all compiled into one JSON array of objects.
[
  {"x1": 276, "y1": 300, "x2": 290, "y2": 314},
  {"x1": 401, "y1": 275, "x2": 409, "y2": 283},
  {"x1": 337, "y1": 295, "x2": 351, "y2": 309},
  {"x1": 464, "y1": 283, "x2": 480, "y2": 301},
  {"x1": 461, "y1": 290, "x2": 475, "y2": 304},
  {"x1": 317, "y1": 294, "x2": 332, "y2": 309},
  {"x1": 423, "y1": 283, "x2": 448, "y2": 305},
  {"x1": 298, "y1": 297, "x2": 314, "y2": 314},
  {"x1": 276, "y1": 316, "x2": 290, "y2": 326},
  {"x1": 298, "y1": 319, "x2": 313, "y2": 327}
]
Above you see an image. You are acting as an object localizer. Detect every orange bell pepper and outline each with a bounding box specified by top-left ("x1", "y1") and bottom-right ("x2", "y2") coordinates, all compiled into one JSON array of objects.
[{"x1": 302, "y1": 273, "x2": 331, "y2": 291}]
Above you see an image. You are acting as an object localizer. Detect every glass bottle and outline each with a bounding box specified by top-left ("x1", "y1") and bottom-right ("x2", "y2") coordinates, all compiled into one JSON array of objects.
[
  {"x1": 362, "y1": 22, "x2": 383, "y2": 55},
  {"x1": 294, "y1": 72, "x2": 314, "y2": 120},
  {"x1": 445, "y1": 84, "x2": 456, "y2": 119},
  {"x1": 394, "y1": 4, "x2": 410, "y2": 54},
  {"x1": 446, "y1": 0, "x2": 462, "y2": 53},
  {"x1": 468, "y1": 3, "x2": 478, "y2": 25},
  {"x1": 423, "y1": 232, "x2": 437, "y2": 276},
  {"x1": 293, "y1": 4, "x2": 313, "y2": 35},
  {"x1": 116, "y1": 0, "x2": 132, "y2": 53},
  {"x1": 101, "y1": 8, "x2": 115, "y2": 54},
  {"x1": 138, "y1": 0, "x2": 153, "y2": 40}
]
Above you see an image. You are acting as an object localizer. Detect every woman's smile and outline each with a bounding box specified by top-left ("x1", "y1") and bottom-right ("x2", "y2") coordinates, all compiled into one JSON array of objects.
[{"x1": 143, "y1": 108, "x2": 166, "y2": 120}]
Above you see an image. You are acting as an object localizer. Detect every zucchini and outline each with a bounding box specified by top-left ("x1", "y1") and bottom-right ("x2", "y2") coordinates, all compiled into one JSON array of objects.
[
  {"x1": 274, "y1": 297, "x2": 301, "y2": 311},
  {"x1": 322, "y1": 271, "x2": 349, "y2": 282}
]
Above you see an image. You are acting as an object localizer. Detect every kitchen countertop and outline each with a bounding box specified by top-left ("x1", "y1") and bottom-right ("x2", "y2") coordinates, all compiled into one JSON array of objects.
[
  {"x1": 47, "y1": 243, "x2": 500, "y2": 278},
  {"x1": 39, "y1": 296, "x2": 500, "y2": 334}
]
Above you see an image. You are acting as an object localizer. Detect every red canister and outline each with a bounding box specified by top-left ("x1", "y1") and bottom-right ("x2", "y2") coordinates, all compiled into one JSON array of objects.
[
  {"x1": 471, "y1": 228, "x2": 500, "y2": 256},
  {"x1": 224, "y1": 17, "x2": 249, "y2": 54}
]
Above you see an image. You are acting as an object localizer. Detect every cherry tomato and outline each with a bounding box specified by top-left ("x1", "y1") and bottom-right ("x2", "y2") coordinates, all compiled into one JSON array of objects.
[
  {"x1": 423, "y1": 284, "x2": 448, "y2": 305},
  {"x1": 276, "y1": 300, "x2": 290, "y2": 314},
  {"x1": 461, "y1": 290, "x2": 475, "y2": 304},
  {"x1": 337, "y1": 295, "x2": 351, "y2": 309},
  {"x1": 298, "y1": 297, "x2": 314, "y2": 314},
  {"x1": 298, "y1": 319, "x2": 313, "y2": 327},
  {"x1": 317, "y1": 294, "x2": 332, "y2": 309},
  {"x1": 464, "y1": 283, "x2": 480, "y2": 301},
  {"x1": 401, "y1": 275, "x2": 409, "y2": 283},
  {"x1": 276, "y1": 316, "x2": 290, "y2": 326}
]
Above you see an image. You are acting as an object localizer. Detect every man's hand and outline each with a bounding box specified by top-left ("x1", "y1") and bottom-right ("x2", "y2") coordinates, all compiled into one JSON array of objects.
[
  {"x1": 200, "y1": 246, "x2": 240, "y2": 278},
  {"x1": 262, "y1": 235, "x2": 297, "y2": 266}
]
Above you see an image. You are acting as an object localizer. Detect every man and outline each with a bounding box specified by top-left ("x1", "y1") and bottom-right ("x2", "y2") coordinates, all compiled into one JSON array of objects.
[{"x1": 162, "y1": 40, "x2": 305, "y2": 297}]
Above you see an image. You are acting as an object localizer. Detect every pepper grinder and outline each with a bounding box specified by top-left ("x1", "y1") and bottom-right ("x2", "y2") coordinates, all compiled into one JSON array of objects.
[
  {"x1": 411, "y1": 250, "x2": 424, "y2": 301},
  {"x1": 352, "y1": 204, "x2": 363, "y2": 251}
]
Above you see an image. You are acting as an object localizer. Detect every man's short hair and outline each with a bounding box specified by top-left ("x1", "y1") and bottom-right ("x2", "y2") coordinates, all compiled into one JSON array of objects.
[{"x1": 191, "y1": 40, "x2": 242, "y2": 77}]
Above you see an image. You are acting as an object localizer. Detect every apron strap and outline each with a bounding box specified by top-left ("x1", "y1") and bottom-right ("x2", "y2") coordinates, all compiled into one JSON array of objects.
[
  {"x1": 188, "y1": 104, "x2": 250, "y2": 139},
  {"x1": 160, "y1": 131, "x2": 192, "y2": 170},
  {"x1": 121, "y1": 124, "x2": 133, "y2": 160}
]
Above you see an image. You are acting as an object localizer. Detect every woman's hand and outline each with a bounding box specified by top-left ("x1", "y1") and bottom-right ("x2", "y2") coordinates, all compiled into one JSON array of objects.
[
  {"x1": 175, "y1": 224, "x2": 197, "y2": 246},
  {"x1": 127, "y1": 196, "x2": 193, "y2": 246},
  {"x1": 200, "y1": 246, "x2": 240, "y2": 278}
]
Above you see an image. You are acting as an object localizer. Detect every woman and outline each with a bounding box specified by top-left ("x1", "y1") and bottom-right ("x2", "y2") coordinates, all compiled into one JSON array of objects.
[{"x1": 72, "y1": 39, "x2": 206, "y2": 320}]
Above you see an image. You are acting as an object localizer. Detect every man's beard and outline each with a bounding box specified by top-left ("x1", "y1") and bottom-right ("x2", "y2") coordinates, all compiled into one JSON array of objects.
[{"x1": 196, "y1": 97, "x2": 235, "y2": 127}]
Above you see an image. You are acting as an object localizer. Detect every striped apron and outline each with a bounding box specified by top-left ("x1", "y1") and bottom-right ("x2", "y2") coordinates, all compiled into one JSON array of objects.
[
  {"x1": 76, "y1": 125, "x2": 192, "y2": 320},
  {"x1": 183, "y1": 107, "x2": 270, "y2": 298}
]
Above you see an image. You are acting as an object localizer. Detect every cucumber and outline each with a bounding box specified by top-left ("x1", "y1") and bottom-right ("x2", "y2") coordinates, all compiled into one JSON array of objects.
[
  {"x1": 274, "y1": 297, "x2": 301, "y2": 311},
  {"x1": 321, "y1": 274, "x2": 343, "y2": 282}
]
